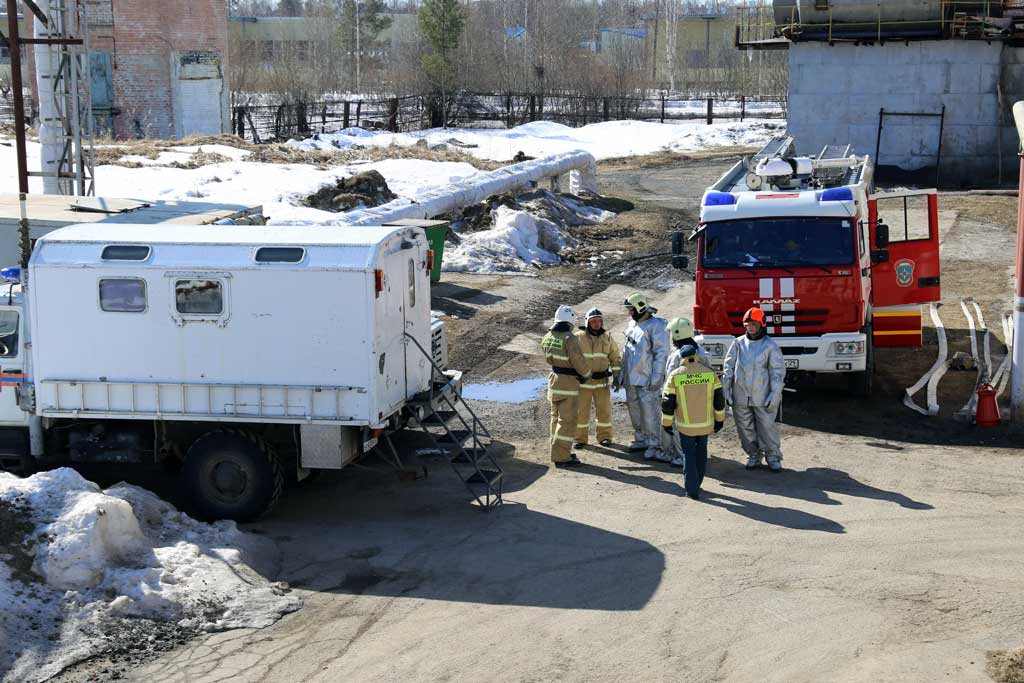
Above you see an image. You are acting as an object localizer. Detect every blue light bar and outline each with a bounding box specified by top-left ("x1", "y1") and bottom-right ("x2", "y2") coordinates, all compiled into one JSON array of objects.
[
  {"x1": 704, "y1": 191, "x2": 737, "y2": 206},
  {"x1": 820, "y1": 187, "x2": 853, "y2": 202},
  {"x1": 0, "y1": 266, "x2": 20, "y2": 283}
]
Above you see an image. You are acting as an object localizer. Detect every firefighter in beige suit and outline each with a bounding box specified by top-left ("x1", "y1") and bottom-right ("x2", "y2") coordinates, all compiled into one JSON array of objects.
[
  {"x1": 542, "y1": 305, "x2": 592, "y2": 467},
  {"x1": 575, "y1": 308, "x2": 622, "y2": 447}
]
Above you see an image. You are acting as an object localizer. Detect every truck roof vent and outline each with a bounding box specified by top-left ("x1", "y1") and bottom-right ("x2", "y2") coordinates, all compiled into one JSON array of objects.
[
  {"x1": 255, "y1": 246, "x2": 305, "y2": 263},
  {"x1": 101, "y1": 245, "x2": 151, "y2": 261}
]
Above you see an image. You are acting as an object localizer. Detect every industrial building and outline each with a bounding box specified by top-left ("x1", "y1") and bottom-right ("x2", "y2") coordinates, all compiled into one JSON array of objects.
[
  {"x1": 738, "y1": 0, "x2": 1024, "y2": 185},
  {"x1": 17, "y1": 0, "x2": 230, "y2": 140}
]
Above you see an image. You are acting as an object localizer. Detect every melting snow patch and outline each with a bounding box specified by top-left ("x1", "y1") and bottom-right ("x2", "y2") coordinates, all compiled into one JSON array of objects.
[
  {"x1": 462, "y1": 377, "x2": 548, "y2": 403},
  {"x1": 0, "y1": 469, "x2": 300, "y2": 682}
]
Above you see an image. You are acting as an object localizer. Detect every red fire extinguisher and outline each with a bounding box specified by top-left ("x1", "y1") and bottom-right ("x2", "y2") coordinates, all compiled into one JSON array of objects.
[{"x1": 975, "y1": 383, "x2": 1000, "y2": 427}]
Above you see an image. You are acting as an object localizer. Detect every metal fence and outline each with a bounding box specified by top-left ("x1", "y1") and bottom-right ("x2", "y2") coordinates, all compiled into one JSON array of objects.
[{"x1": 230, "y1": 92, "x2": 787, "y2": 144}]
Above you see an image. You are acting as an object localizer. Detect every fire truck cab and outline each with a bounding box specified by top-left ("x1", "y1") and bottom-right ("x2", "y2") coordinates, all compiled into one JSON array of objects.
[{"x1": 674, "y1": 137, "x2": 941, "y2": 396}]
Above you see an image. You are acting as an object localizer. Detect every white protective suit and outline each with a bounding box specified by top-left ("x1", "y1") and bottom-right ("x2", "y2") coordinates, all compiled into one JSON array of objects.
[
  {"x1": 722, "y1": 332, "x2": 786, "y2": 463},
  {"x1": 620, "y1": 312, "x2": 671, "y2": 453}
]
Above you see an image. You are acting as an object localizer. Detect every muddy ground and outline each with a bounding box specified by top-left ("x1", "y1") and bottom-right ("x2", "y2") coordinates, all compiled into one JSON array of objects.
[{"x1": 51, "y1": 152, "x2": 1024, "y2": 683}]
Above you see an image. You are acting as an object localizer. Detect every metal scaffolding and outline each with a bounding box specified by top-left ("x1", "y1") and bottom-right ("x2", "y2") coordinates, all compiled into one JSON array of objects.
[{"x1": 2, "y1": 0, "x2": 94, "y2": 196}]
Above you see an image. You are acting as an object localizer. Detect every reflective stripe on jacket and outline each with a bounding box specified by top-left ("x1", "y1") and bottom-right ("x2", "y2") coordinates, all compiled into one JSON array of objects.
[
  {"x1": 722, "y1": 334, "x2": 786, "y2": 407},
  {"x1": 660, "y1": 355, "x2": 725, "y2": 437},
  {"x1": 542, "y1": 327, "x2": 592, "y2": 399},
  {"x1": 620, "y1": 314, "x2": 670, "y2": 388},
  {"x1": 575, "y1": 328, "x2": 622, "y2": 389}
]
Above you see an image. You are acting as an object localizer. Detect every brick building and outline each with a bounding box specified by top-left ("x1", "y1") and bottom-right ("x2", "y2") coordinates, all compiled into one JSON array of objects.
[{"x1": 29, "y1": 0, "x2": 230, "y2": 140}]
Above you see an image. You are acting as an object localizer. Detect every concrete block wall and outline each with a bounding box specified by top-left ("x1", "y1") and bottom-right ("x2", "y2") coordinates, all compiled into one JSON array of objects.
[{"x1": 788, "y1": 42, "x2": 1010, "y2": 186}]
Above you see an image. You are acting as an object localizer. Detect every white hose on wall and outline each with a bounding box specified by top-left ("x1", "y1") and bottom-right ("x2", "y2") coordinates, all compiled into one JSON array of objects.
[
  {"x1": 335, "y1": 151, "x2": 599, "y2": 226},
  {"x1": 34, "y1": 16, "x2": 61, "y2": 194}
]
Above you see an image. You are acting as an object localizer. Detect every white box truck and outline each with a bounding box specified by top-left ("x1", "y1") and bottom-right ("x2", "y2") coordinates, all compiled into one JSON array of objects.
[{"x1": 0, "y1": 223, "x2": 499, "y2": 520}]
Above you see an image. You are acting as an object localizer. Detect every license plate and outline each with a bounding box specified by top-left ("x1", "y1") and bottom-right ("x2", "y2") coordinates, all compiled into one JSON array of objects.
[{"x1": 784, "y1": 359, "x2": 799, "y2": 369}]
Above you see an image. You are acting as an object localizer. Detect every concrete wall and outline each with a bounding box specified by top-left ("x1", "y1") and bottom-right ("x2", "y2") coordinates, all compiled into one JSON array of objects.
[{"x1": 788, "y1": 41, "x2": 1016, "y2": 186}]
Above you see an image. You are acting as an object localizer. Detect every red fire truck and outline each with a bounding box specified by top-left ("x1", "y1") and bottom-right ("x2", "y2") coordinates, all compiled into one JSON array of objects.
[{"x1": 672, "y1": 137, "x2": 941, "y2": 396}]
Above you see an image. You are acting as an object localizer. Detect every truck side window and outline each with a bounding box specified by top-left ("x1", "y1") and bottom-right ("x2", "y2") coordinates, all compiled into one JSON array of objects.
[
  {"x1": 877, "y1": 195, "x2": 930, "y2": 243},
  {"x1": 99, "y1": 278, "x2": 147, "y2": 313},
  {"x1": 175, "y1": 279, "x2": 223, "y2": 315},
  {"x1": 408, "y1": 258, "x2": 416, "y2": 308},
  {"x1": 0, "y1": 310, "x2": 18, "y2": 358}
]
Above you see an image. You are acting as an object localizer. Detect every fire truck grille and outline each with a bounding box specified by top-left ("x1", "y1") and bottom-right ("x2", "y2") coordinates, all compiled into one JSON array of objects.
[{"x1": 726, "y1": 309, "x2": 830, "y2": 336}]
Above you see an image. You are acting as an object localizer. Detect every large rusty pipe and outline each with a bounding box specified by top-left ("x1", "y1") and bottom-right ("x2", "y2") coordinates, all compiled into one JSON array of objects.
[
  {"x1": 1011, "y1": 102, "x2": 1024, "y2": 418},
  {"x1": 6, "y1": 0, "x2": 29, "y2": 194}
]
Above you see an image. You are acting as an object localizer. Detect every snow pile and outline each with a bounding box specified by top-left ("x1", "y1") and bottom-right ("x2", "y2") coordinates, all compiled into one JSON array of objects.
[
  {"x1": 287, "y1": 119, "x2": 786, "y2": 162},
  {"x1": 0, "y1": 469, "x2": 300, "y2": 682},
  {"x1": 443, "y1": 192, "x2": 614, "y2": 273},
  {"x1": 444, "y1": 206, "x2": 567, "y2": 273}
]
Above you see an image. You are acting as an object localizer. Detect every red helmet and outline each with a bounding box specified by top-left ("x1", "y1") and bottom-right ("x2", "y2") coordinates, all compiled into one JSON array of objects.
[{"x1": 743, "y1": 307, "x2": 766, "y2": 325}]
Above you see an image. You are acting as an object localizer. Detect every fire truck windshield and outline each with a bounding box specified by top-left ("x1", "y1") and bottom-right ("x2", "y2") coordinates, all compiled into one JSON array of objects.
[{"x1": 702, "y1": 218, "x2": 854, "y2": 269}]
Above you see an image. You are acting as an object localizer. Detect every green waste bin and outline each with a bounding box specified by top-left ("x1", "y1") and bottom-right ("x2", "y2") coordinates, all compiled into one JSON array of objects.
[{"x1": 383, "y1": 219, "x2": 448, "y2": 283}]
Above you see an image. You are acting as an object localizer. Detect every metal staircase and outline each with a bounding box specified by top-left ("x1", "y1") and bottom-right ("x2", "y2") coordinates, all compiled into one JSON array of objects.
[{"x1": 399, "y1": 333, "x2": 503, "y2": 509}]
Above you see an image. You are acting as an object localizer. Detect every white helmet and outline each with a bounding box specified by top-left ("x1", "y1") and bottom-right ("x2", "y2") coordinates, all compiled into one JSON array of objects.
[
  {"x1": 585, "y1": 307, "x2": 603, "y2": 322},
  {"x1": 553, "y1": 305, "x2": 577, "y2": 325}
]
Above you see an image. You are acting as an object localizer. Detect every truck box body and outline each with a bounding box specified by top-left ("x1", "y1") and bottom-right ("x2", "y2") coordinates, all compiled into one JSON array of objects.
[
  {"x1": 688, "y1": 138, "x2": 941, "y2": 386},
  {"x1": 25, "y1": 223, "x2": 433, "y2": 427}
]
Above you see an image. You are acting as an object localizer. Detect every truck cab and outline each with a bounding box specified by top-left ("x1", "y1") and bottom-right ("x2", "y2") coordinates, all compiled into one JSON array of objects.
[{"x1": 677, "y1": 138, "x2": 941, "y2": 395}]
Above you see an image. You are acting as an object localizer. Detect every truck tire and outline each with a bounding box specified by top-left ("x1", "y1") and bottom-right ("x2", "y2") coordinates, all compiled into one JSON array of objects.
[
  {"x1": 847, "y1": 327, "x2": 874, "y2": 398},
  {"x1": 182, "y1": 429, "x2": 283, "y2": 521}
]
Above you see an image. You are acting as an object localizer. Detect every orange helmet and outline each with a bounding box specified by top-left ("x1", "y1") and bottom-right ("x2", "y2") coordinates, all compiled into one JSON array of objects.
[{"x1": 743, "y1": 307, "x2": 766, "y2": 325}]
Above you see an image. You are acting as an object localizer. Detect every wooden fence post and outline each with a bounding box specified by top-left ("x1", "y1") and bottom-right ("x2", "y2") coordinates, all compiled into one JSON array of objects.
[
  {"x1": 740, "y1": 95, "x2": 746, "y2": 122},
  {"x1": 706, "y1": 97, "x2": 713, "y2": 125},
  {"x1": 661, "y1": 94, "x2": 666, "y2": 124},
  {"x1": 355, "y1": 101, "x2": 362, "y2": 127},
  {"x1": 343, "y1": 101, "x2": 351, "y2": 129},
  {"x1": 603, "y1": 97, "x2": 610, "y2": 122},
  {"x1": 529, "y1": 95, "x2": 537, "y2": 122},
  {"x1": 388, "y1": 97, "x2": 399, "y2": 132}
]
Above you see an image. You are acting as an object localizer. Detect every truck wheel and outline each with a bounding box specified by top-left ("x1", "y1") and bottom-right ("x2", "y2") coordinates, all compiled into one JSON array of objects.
[
  {"x1": 848, "y1": 328, "x2": 875, "y2": 398},
  {"x1": 182, "y1": 430, "x2": 283, "y2": 521}
]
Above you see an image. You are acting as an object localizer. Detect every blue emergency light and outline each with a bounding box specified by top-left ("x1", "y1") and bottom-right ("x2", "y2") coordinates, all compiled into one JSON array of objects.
[
  {"x1": 703, "y1": 191, "x2": 737, "y2": 206},
  {"x1": 820, "y1": 187, "x2": 853, "y2": 202},
  {"x1": 0, "y1": 266, "x2": 20, "y2": 283}
]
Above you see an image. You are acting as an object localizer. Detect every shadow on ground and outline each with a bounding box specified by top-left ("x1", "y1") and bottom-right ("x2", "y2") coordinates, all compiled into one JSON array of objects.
[
  {"x1": 578, "y1": 444, "x2": 848, "y2": 533},
  {"x1": 431, "y1": 283, "x2": 506, "y2": 319},
  {"x1": 711, "y1": 457, "x2": 934, "y2": 511}
]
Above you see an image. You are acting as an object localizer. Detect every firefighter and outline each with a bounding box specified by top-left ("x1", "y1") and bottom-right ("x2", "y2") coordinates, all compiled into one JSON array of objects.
[
  {"x1": 542, "y1": 305, "x2": 592, "y2": 468},
  {"x1": 619, "y1": 292, "x2": 670, "y2": 461},
  {"x1": 664, "y1": 317, "x2": 708, "y2": 467},
  {"x1": 661, "y1": 344, "x2": 725, "y2": 499},
  {"x1": 575, "y1": 308, "x2": 622, "y2": 448},
  {"x1": 722, "y1": 307, "x2": 786, "y2": 472}
]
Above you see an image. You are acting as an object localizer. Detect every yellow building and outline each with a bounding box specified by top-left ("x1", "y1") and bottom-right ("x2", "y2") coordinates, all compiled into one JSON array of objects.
[{"x1": 645, "y1": 13, "x2": 735, "y2": 91}]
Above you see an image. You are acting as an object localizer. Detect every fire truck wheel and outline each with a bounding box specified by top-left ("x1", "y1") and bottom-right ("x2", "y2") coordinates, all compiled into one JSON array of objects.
[
  {"x1": 847, "y1": 329, "x2": 875, "y2": 398},
  {"x1": 183, "y1": 430, "x2": 284, "y2": 521}
]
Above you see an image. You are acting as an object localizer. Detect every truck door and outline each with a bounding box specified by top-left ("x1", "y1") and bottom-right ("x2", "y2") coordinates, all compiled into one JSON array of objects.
[
  {"x1": 868, "y1": 189, "x2": 941, "y2": 347},
  {"x1": 402, "y1": 246, "x2": 431, "y2": 397},
  {"x1": 0, "y1": 307, "x2": 28, "y2": 426}
]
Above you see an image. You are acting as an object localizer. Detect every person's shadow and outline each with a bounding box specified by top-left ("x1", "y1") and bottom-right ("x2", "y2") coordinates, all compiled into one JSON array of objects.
[
  {"x1": 710, "y1": 456, "x2": 933, "y2": 511},
  {"x1": 701, "y1": 490, "x2": 846, "y2": 533},
  {"x1": 579, "y1": 444, "x2": 846, "y2": 533}
]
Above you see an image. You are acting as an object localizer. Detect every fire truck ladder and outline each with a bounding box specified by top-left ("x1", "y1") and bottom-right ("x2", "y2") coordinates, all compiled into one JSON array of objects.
[{"x1": 399, "y1": 333, "x2": 503, "y2": 509}]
